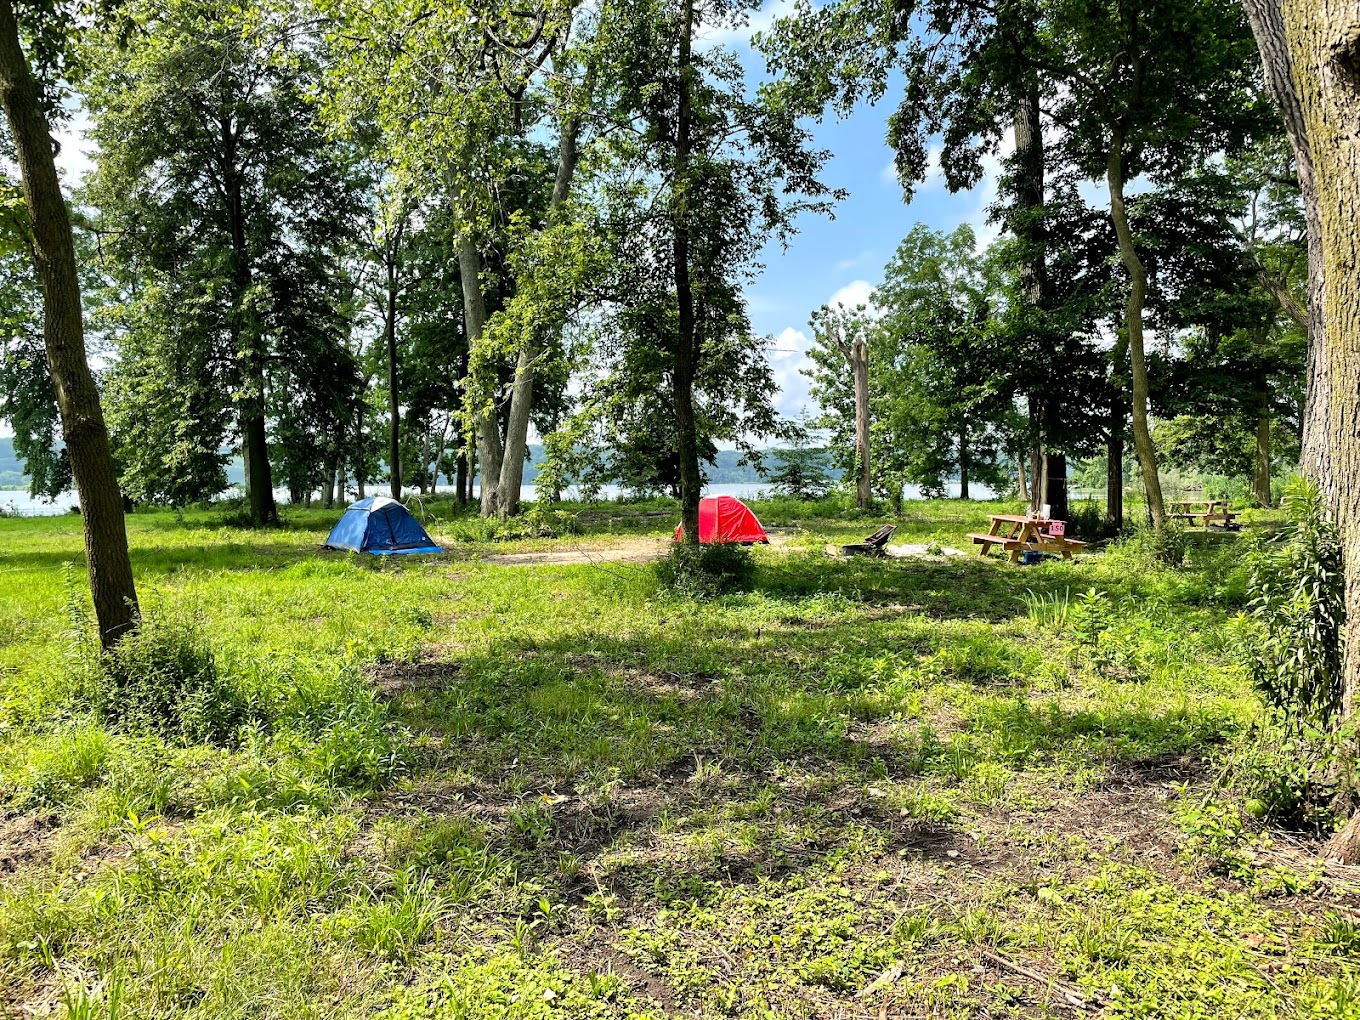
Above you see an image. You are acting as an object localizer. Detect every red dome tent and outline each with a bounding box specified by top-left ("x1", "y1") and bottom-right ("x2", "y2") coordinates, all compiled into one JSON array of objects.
[{"x1": 673, "y1": 495, "x2": 769, "y2": 545}]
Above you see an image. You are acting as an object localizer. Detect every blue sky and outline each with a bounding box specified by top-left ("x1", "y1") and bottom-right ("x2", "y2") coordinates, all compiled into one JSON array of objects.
[{"x1": 707, "y1": 1, "x2": 1010, "y2": 422}]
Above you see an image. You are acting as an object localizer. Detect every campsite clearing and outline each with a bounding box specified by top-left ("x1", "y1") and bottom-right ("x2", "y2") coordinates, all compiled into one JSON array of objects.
[{"x1": 0, "y1": 497, "x2": 1355, "y2": 1020}]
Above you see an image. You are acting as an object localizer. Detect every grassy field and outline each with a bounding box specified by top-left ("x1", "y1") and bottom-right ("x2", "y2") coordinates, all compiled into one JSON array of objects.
[{"x1": 1, "y1": 496, "x2": 1357, "y2": 1019}]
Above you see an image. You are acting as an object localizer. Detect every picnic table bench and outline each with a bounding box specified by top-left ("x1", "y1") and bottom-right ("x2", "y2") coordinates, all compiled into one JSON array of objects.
[
  {"x1": 840, "y1": 523, "x2": 897, "y2": 557},
  {"x1": 968, "y1": 514, "x2": 1087, "y2": 563},
  {"x1": 1167, "y1": 499, "x2": 1239, "y2": 529}
]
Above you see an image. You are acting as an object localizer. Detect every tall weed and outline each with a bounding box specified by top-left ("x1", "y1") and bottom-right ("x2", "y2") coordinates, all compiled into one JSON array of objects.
[
  {"x1": 1247, "y1": 479, "x2": 1344, "y2": 730},
  {"x1": 67, "y1": 589, "x2": 244, "y2": 746}
]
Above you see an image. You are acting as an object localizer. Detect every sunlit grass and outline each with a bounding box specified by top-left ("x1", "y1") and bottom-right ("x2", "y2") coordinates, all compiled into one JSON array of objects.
[{"x1": 2, "y1": 497, "x2": 1350, "y2": 1019}]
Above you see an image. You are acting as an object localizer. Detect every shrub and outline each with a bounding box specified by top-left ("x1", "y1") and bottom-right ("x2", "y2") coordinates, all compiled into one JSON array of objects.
[
  {"x1": 71, "y1": 599, "x2": 244, "y2": 746},
  {"x1": 1118, "y1": 517, "x2": 1189, "y2": 568},
  {"x1": 1247, "y1": 479, "x2": 1344, "y2": 730},
  {"x1": 1222, "y1": 724, "x2": 1343, "y2": 833},
  {"x1": 1066, "y1": 499, "x2": 1121, "y2": 543},
  {"x1": 653, "y1": 541, "x2": 755, "y2": 597}
]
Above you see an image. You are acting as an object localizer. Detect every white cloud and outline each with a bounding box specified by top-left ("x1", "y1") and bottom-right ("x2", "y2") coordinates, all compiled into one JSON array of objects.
[
  {"x1": 699, "y1": 0, "x2": 798, "y2": 49},
  {"x1": 767, "y1": 328, "x2": 816, "y2": 418},
  {"x1": 827, "y1": 279, "x2": 874, "y2": 311},
  {"x1": 766, "y1": 277, "x2": 885, "y2": 418}
]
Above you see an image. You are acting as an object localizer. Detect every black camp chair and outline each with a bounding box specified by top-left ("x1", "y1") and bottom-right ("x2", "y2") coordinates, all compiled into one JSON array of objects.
[{"x1": 840, "y1": 523, "x2": 897, "y2": 557}]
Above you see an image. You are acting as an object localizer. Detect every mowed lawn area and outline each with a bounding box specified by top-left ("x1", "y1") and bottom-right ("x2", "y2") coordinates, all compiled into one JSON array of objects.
[{"x1": 1, "y1": 499, "x2": 1357, "y2": 1019}]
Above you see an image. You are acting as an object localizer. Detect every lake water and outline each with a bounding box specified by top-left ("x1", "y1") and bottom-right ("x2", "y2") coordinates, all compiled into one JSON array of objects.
[{"x1": 1, "y1": 479, "x2": 997, "y2": 518}]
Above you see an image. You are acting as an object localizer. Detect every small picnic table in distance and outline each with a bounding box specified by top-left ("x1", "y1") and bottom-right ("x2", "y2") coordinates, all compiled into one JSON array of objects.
[
  {"x1": 1167, "y1": 499, "x2": 1239, "y2": 529},
  {"x1": 968, "y1": 514, "x2": 1087, "y2": 562}
]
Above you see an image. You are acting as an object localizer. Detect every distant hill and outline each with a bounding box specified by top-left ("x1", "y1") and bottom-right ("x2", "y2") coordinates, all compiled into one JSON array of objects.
[
  {"x1": 0, "y1": 437, "x2": 839, "y2": 491},
  {"x1": 0, "y1": 437, "x2": 25, "y2": 489}
]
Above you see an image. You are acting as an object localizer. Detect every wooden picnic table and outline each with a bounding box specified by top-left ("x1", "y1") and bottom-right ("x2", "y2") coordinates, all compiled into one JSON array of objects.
[
  {"x1": 1167, "y1": 499, "x2": 1239, "y2": 528},
  {"x1": 968, "y1": 514, "x2": 1087, "y2": 563}
]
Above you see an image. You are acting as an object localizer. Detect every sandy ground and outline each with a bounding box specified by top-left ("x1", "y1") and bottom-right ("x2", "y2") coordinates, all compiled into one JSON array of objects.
[{"x1": 476, "y1": 532, "x2": 805, "y2": 567}]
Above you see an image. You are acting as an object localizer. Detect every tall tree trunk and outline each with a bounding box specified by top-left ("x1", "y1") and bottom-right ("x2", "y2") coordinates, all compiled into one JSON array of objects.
[
  {"x1": 1107, "y1": 399, "x2": 1125, "y2": 529},
  {"x1": 1015, "y1": 85, "x2": 1058, "y2": 519},
  {"x1": 1243, "y1": 0, "x2": 1332, "y2": 503},
  {"x1": 1017, "y1": 453, "x2": 1029, "y2": 502},
  {"x1": 1271, "y1": 0, "x2": 1360, "y2": 862},
  {"x1": 324, "y1": 459, "x2": 337, "y2": 509},
  {"x1": 1254, "y1": 399, "x2": 1273, "y2": 507},
  {"x1": 416, "y1": 426, "x2": 432, "y2": 494},
  {"x1": 1107, "y1": 136, "x2": 1165, "y2": 527},
  {"x1": 672, "y1": 0, "x2": 701, "y2": 545},
  {"x1": 0, "y1": 0, "x2": 138, "y2": 649},
  {"x1": 457, "y1": 231, "x2": 503, "y2": 515},
  {"x1": 430, "y1": 416, "x2": 449, "y2": 491},
  {"x1": 385, "y1": 220, "x2": 404, "y2": 501},
  {"x1": 221, "y1": 116, "x2": 275, "y2": 527},
  {"x1": 852, "y1": 337, "x2": 871, "y2": 509},
  {"x1": 456, "y1": 438, "x2": 468, "y2": 504},
  {"x1": 494, "y1": 68, "x2": 593, "y2": 518},
  {"x1": 1045, "y1": 454, "x2": 1068, "y2": 521},
  {"x1": 958, "y1": 424, "x2": 970, "y2": 500}
]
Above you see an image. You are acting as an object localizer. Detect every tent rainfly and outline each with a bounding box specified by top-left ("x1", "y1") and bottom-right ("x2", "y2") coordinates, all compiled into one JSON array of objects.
[
  {"x1": 673, "y1": 495, "x2": 770, "y2": 545},
  {"x1": 324, "y1": 496, "x2": 442, "y2": 555}
]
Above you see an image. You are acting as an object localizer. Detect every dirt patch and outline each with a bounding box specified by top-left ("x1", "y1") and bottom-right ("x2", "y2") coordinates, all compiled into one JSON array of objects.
[
  {"x1": 481, "y1": 538, "x2": 667, "y2": 567},
  {"x1": 0, "y1": 811, "x2": 54, "y2": 877},
  {"x1": 366, "y1": 657, "x2": 463, "y2": 698},
  {"x1": 558, "y1": 937, "x2": 682, "y2": 1013}
]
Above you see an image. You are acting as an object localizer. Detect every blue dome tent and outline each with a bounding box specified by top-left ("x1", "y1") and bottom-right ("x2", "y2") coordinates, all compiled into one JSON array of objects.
[{"x1": 324, "y1": 497, "x2": 442, "y2": 555}]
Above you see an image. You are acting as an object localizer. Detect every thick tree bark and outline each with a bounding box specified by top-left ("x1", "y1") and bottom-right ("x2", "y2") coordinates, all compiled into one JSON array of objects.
[
  {"x1": 1107, "y1": 137, "x2": 1165, "y2": 527},
  {"x1": 1243, "y1": 0, "x2": 1333, "y2": 502},
  {"x1": 672, "y1": 0, "x2": 701, "y2": 545},
  {"x1": 0, "y1": 0, "x2": 138, "y2": 648},
  {"x1": 1261, "y1": 0, "x2": 1360, "y2": 861},
  {"x1": 1013, "y1": 97, "x2": 1072, "y2": 521},
  {"x1": 456, "y1": 438, "x2": 468, "y2": 504}
]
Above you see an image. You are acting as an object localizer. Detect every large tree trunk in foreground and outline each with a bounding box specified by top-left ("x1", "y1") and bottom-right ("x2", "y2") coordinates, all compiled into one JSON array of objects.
[
  {"x1": 0, "y1": 0, "x2": 138, "y2": 648},
  {"x1": 1268, "y1": 0, "x2": 1360, "y2": 862},
  {"x1": 1107, "y1": 138, "x2": 1165, "y2": 528},
  {"x1": 1244, "y1": 0, "x2": 1333, "y2": 503}
]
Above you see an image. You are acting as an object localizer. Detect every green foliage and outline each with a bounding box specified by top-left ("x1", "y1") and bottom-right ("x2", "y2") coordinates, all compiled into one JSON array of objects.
[
  {"x1": 1066, "y1": 499, "x2": 1121, "y2": 542},
  {"x1": 71, "y1": 601, "x2": 244, "y2": 746},
  {"x1": 1120, "y1": 518, "x2": 1190, "y2": 569},
  {"x1": 653, "y1": 542, "x2": 755, "y2": 598},
  {"x1": 768, "y1": 444, "x2": 834, "y2": 501},
  {"x1": 1221, "y1": 724, "x2": 1343, "y2": 833},
  {"x1": 1247, "y1": 480, "x2": 1344, "y2": 730}
]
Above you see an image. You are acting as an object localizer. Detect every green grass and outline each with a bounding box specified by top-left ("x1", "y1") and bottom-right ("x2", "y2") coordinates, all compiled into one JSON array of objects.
[{"x1": 0, "y1": 497, "x2": 1354, "y2": 1019}]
